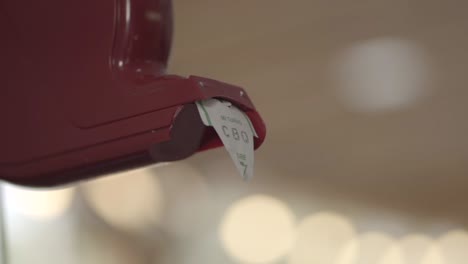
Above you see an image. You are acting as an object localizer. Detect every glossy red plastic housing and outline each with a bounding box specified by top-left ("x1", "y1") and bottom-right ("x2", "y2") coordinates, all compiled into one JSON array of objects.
[{"x1": 0, "y1": 0, "x2": 266, "y2": 186}]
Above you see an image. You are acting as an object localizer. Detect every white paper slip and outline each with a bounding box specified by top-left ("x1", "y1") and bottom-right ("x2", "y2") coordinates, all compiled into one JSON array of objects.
[{"x1": 196, "y1": 99, "x2": 258, "y2": 181}]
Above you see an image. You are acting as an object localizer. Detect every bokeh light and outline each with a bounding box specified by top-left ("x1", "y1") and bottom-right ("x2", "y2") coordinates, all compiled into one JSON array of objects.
[
  {"x1": 438, "y1": 229, "x2": 468, "y2": 264},
  {"x1": 82, "y1": 167, "x2": 163, "y2": 232},
  {"x1": 157, "y1": 162, "x2": 211, "y2": 237},
  {"x1": 332, "y1": 38, "x2": 431, "y2": 112},
  {"x1": 420, "y1": 245, "x2": 445, "y2": 264},
  {"x1": 219, "y1": 195, "x2": 295, "y2": 264},
  {"x1": 288, "y1": 212, "x2": 355, "y2": 264},
  {"x1": 337, "y1": 232, "x2": 394, "y2": 264},
  {"x1": 400, "y1": 234, "x2": 434, "y2": 264},
  {"x1": 335, "y1": 237, "x2": 359, "y2": 264},
  {"x1": 2, "y1": 184, "x2": 75, "y2": 221},
  {"x1": 378, "y1": 245, "x2": 404, "y2": 264}
]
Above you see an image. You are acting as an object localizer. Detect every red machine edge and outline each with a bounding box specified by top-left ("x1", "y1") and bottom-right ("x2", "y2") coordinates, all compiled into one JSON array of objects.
[
  {"x1": 0, "y1": 0, "x2": 266, "y2": 186},
  {"x1": 0, "y1": 75, "x2": 266, "y2": 187}
]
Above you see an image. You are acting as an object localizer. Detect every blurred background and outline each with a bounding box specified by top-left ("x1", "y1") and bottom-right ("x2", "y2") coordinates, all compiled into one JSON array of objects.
[{"x1": 3, "y1": 0, "x2": 468, "y2": 263}]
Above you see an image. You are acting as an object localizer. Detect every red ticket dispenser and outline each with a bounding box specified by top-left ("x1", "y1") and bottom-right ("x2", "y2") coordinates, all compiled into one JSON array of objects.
[{"x1": 0, "y1": 0, "x2": 266, "y2": 186}]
